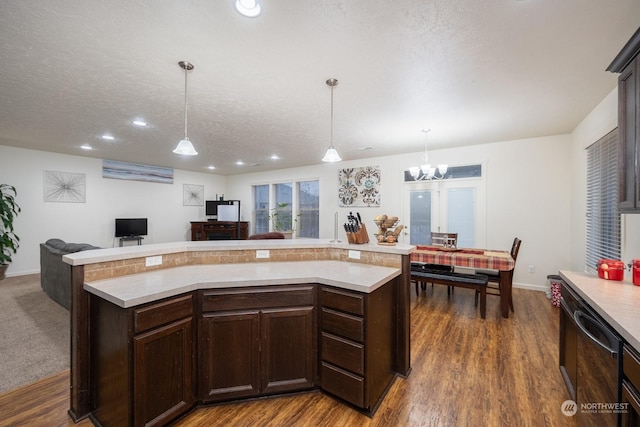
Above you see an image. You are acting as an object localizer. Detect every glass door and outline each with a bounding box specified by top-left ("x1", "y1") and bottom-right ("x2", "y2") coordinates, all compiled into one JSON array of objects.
[{"x1": 403, "y1": 178, "x2": 486, "y2": 248}]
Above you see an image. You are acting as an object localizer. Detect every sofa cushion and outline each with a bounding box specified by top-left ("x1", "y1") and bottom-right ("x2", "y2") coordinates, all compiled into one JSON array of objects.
[{"x1": 41, "y1": 238, "x2": 101, "y2": 310}]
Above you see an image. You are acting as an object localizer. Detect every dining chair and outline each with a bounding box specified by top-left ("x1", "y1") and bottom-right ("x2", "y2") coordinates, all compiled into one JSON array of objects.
[
  {"x1": 430, "y1": 232, "x2": 458, "y2": 248},
  {"x1": 474, "y1": 237, "x2": 522, "y2": 312}
]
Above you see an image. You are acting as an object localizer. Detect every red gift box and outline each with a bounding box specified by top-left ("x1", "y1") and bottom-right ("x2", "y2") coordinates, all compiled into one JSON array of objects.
[{"x1": 597, "y1": 259, "x2": 625, "y2": 281}]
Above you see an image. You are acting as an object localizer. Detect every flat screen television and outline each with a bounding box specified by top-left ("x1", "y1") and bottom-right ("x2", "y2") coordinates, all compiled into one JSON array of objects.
[
  {"x1": 115, "y1": 218, "x2": 148, "y2": 237},
  {"x1": 206, "y1": 200, "x2": 231, "y2": 216}
]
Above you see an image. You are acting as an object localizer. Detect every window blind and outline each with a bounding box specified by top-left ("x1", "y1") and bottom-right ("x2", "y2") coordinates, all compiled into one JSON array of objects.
[{"x1": 585, "y1": 129, "x2": 621, "y2": 273}]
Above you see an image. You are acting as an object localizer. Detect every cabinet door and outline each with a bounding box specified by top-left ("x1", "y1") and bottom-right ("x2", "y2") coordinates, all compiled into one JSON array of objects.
[
  {"x1": 619, "y1": 57, "x2": 639, "y2": 211},
  {"x1": 559, "y1": 300, "x2": 577, "y2": 401},
  {"x1": 260, "y1": 306, "x2": 316, "y2": 395},
  {"x1": 622, "y1": 380, "x2": 640, "y2": 426},
  {"x1": 200, "y1": 310, "x2": 261, "y2": 402},
  {"x1": 133, "y1": 317, "x2": 194, "y2": 427}
]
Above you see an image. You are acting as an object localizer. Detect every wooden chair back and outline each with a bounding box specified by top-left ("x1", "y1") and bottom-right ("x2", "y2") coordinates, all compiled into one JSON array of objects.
[
  {"x1": 430, "y1": 232, "x2": 458, "y2": 248},
  {"x1": 511, "y1": 238, "x2": 522, "y2": 262}
]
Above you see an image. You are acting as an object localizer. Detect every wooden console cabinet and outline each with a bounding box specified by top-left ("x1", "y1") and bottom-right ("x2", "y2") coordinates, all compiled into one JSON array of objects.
[
  {"x1": 191, "y1": 221, "x2": 249, "y2": 241},
  {"x1": 199, "y1": 285, "x2": 316, "y2": 402}
]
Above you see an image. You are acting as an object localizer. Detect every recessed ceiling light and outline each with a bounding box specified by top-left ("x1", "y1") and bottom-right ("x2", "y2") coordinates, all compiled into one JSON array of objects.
[
  {"x1": 101, "y1": 134, "x2": 115, "y2": 141},
  {"x1": 207, "y1": 165, "x2": 216, "y2": 170},
  {"x1": 270, "y1": 154, "x2": 280, "y2": 160},
  {"x1": 235, "y1": 0, "x2": 261, "y2": 17},
  {"x1": 132, "y1": 119, "x2": 147, "y2": 127},
  {"x1": 236, "y1": 161, "x2": 245, "y2": 165},
  {"x1": 80, "y1": 144, "x2": 92, "y2": 150}
]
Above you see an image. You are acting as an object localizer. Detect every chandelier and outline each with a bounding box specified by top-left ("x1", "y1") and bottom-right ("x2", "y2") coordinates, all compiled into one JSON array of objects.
[{"x1": 409, "y1": 129, "x2": 447, "y2": 180}]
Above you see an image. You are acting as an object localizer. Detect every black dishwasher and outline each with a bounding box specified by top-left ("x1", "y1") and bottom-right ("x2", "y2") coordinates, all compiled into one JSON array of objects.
[{"x1": 574, "y1": 301, "x2": 623, "y2": 426}]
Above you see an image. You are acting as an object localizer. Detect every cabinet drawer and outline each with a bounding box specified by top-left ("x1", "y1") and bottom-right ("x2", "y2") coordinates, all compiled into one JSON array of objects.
[
  {"x1": 321, "y1": 308, "x2": 364, "y2": 343},
  {"x1": 201, "y1": 286, "x2": 315, "y2": 312},
  {"x1": 321, "y1": 287, "x2": 364, "y2": 316},
  {"x1": 321, "y1": 362, "x2": 364, "y2": 409},
  {"x1": 322, "y1": 332, "x2": 364, "y2": 375},
  {"x1": 624, "y1": 345, "x2": 640, "y2": 387},
  {"x1": 134, "y1": 294, "x2": 193, "y2": 334}
]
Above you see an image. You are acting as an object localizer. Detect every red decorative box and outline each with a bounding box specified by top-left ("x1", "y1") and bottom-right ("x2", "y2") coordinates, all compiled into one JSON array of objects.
[
  {"x1": 632, "y1": 260, "x2": 640, "y2": 286},
  {"x1": 597, "y1": 259, "x2": 625, "y2": 281}
]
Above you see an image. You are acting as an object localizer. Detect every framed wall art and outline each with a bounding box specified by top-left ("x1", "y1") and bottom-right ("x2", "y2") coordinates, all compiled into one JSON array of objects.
[
  {"x1": 44, "y1": 170, "x2": 86, "y2": 203},
  {"x1": 183, "y1": 184, "x2": 204, "y2": 206},
  {"x1": 102, "y1": 159, "x2": 174, "y2": 184},
  {"x1": 338, "y1": 166, "x2": 381, "y2": 207}
]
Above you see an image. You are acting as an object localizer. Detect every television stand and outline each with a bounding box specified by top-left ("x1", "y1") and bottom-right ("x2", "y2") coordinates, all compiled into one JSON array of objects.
[{"x1": 119, "y1": 236, "x2": 144, "y2": 247}]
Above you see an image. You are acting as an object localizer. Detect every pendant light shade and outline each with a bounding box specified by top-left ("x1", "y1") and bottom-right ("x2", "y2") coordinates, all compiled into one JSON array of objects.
[
  {"x1": 173, "y1": 61, "x2": 198, "y2": 156},
  {"x1": 322, "y1": 78, "x2": 342, "y2": 163}
]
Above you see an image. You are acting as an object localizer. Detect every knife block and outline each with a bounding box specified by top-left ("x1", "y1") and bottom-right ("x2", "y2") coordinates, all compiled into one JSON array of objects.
[{"x1": 346, "y1": 223, "x2": 370, "y2": 244}]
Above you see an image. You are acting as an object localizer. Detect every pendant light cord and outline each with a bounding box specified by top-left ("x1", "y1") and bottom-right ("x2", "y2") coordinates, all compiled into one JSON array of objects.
[
  {"x1": 330, "y1": 84, "x2": 334, "y2": 148},
  {"x1": 183, "y1": 66, "x2": 189, "y2": 140}
]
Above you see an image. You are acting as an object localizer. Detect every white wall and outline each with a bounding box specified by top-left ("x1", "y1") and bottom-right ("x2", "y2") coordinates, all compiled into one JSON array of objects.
[
  {"x1": 570, "y1": 87, "x2": 640, "y2": 271},
  {"x1": 1, "y1": 130, "x2": 588, "y2": 290},
  {"x1": 226, "y1": 134, "x2": 572, "y2": 290},
  {"x1": 0, "y1": 145, "x2": 225, "y2": 276}
]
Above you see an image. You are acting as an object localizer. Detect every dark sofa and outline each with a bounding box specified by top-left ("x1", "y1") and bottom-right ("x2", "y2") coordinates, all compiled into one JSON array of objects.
[{"x1": 40, "y1": 238, "x2": 101, "y2": 310}]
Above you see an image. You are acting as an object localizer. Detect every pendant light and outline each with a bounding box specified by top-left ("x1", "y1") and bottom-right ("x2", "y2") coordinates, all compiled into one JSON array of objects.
[
  {"x1": 173, "y1": 61, "x2": 198, "y2": 156},
  {"x1": 322, "y1": 78, "x2": 342, "y2": 162}
]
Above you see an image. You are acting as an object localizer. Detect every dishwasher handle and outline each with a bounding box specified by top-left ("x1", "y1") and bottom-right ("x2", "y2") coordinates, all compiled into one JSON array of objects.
[{"x1": 574, "y1": 310, "x2": 618, "y2": 358}]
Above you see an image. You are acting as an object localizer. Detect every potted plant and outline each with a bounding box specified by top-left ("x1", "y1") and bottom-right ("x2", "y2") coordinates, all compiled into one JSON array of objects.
[
  {"x1": 269, "y1": 202, "x2": 299, "y2": 238},
  {"x1": 0, "y1": 184, "x2": 21, "y2": 280}
]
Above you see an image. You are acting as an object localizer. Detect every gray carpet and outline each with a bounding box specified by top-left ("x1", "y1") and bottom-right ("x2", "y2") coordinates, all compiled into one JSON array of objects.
[{"x1": 0, "y1": 274, "x2": 69, "y2": 393}]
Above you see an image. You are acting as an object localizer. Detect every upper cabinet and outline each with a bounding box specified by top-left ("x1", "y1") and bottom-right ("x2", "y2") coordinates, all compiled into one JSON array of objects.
[{"x1": 608, "y1": 27, "x2": 640, "y2": 212}]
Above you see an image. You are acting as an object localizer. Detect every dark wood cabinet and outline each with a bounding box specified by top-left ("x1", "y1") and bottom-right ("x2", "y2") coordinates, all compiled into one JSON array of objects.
[
  {"x1": 133, "y1": 317, "x2": 194, "y2": 426},
  {"x1": 191, "y1": 221, "x2": 249, "y2": 241},
  {"x1": 88, "y1": 276, "x2": 401, "y2": 425},
  {"x1": 319, "y1": 281, "x2": 396, "y2": 413},
  {"x1": 90, "y1": 294, "x2": 195, "y2": 427},
  {"x1": 559, "y1": 282, "x2": 578, "y2": 401},
  {"x1": 608, "y1": 27, "x2": 640, "y2": 212},
  {"x1": 622, "y1": 345, "x2": 640, "y2": 426},
  {"x1": 199, "y1": 286, "x2": 316, "y2": 403}
]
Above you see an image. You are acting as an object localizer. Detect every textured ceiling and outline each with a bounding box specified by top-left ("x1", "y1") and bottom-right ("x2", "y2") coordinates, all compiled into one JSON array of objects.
[{"x1": 0, "y1": 0, "x2": 639, "y2": 175}]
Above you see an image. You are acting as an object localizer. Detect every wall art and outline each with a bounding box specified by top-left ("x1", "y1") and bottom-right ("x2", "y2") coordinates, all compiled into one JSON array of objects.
[
  {"x1": 183, "y1": 184, "x2": 204, "y2": 206},
  {"x1": 102, "y1": 159, "x2": 174, "y2": 184},
  {"x1": 44, "y1": 170, "x2": 86, "y2": 203},
  {"x1": 338, "y1": 166, "x2": 381, "y2": 207}
]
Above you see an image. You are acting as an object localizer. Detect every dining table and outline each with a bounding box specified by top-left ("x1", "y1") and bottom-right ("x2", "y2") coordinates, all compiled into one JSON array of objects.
[{"x1": 410, "y1": 245, "x2": 516, "y2": 318}]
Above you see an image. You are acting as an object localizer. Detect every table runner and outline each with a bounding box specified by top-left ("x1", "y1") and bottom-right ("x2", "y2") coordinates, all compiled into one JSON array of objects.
[{"x1": 411, "y1": 245, "x2": 515, "y2": 271}]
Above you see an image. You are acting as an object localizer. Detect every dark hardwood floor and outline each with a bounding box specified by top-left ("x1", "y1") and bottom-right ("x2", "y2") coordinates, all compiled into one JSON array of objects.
[{"x1": 0, "y1": 286, "x2": 577, "y2": 427}]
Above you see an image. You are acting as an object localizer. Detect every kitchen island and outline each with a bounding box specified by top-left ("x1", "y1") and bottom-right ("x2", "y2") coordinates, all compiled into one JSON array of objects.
[{"x1": 63, "y1": 239, "x2": 414, "y2": 426}]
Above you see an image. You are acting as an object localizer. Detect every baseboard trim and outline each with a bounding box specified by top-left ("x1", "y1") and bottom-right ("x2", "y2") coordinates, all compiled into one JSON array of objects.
[{"x1": 512, "y1": 282, "x2": 547, "y2": 292}]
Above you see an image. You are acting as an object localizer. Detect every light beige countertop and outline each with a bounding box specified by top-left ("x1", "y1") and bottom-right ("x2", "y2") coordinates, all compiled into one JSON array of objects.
[
  {"x1": 85, "y1": 260, "x2": 402, "y2": 308},
  {"x1": 64, "y1": 238, "x2": 415, "y2": 266},
  {"x1": 560, "y1": 270, "x2": 640, "y2": 351}
]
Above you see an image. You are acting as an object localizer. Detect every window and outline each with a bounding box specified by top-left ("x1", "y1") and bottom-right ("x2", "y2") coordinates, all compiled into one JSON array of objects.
[
  {"x1": 298, "y1": 181, "x2": 319, "y2": 238},
  {"x1": 585, "y1": 129, "x2": 620, "y2": 273},
  {"x1": 253, "y1": 185, "x2": 269, "y2": 234},
  {"x1": 274, "y1": 183, "x2": 293, "y2": 231},
  {"x1": 403, "y1": 164, "x2": 482, "y2": 182},
  {"x1": 252, "y1": 180, "x2": 320, "y2": 238}
]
